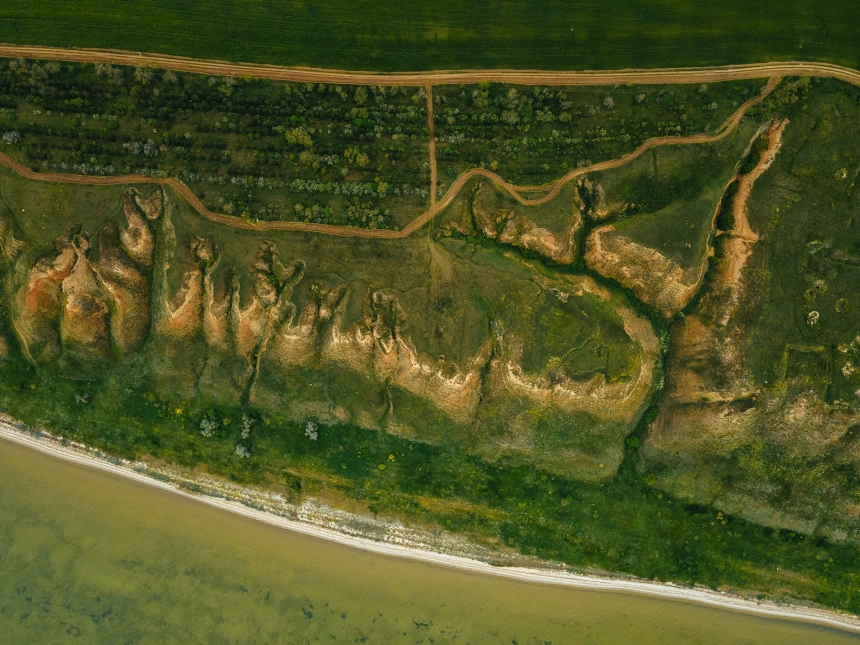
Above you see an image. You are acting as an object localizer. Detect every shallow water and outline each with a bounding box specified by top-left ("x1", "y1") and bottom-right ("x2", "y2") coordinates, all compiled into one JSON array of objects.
[{"x1": 1, "y1": 437, "x2": 858, "y2": 644}]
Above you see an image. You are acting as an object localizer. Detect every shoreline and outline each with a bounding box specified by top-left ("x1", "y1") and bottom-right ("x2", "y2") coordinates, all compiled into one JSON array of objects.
[{"x1": 1, "y1": 417, "x2": 859, "y2": 634}]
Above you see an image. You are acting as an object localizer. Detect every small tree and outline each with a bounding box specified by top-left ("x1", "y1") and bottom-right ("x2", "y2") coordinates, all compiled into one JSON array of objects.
[
  {"x1": 134, "y1": 65, "x2": 155, "y2": 85},
  {"x1": 304, "y1": 421, "x2": 319, "y2": 441}
]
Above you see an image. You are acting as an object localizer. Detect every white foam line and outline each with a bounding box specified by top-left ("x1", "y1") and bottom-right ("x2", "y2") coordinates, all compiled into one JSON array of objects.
[{"x1": 1, "y1": 420, "x2": 859, "y2": 634}]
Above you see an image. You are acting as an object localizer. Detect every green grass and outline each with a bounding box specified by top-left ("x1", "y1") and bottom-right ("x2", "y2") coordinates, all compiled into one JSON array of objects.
[
  {"x1": 587, "y1": 116, "x2": 761, "y2": 214},
  {"x1": 1, "y1": 2, "x2": 860, "y2": 72},
  {"x1": 611, "y1": 193, "x2": 718, "y2": 269},
  {"x1": 745, "y1": 78, "x2": 860, "y2": 401},
  {"x1": 578, "y1": 116, "x2": 762, "y2": 270}
]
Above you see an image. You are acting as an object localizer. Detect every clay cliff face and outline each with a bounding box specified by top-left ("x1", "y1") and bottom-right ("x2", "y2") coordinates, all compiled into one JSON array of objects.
[
  {"x1": 60, "y1": 233, "x2": 113, "y2": 364},
  {"x1": 585, "y1": 226, "x2": 703, "y2": 316},
  {"x1": 5, "y1": 184, "x2": 660, "y2": 479},
  {"x1": 14, "y1": 236, "x2": 77, "y2": 363},
  {"x1": 13, "y1": 188, "x2": 160, "y2": 368},
  {"x1": 93, "y1": 223, "x2": 151, "y2": 356}
]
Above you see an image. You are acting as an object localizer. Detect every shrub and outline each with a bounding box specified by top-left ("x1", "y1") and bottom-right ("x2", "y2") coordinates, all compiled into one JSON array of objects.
[
  {"x1": 305, "y1": 421, "x2": 319, "y2": 441},
  {"x1": 200, "y1": 417, "x2": 218, "y2": 437},
  {"x1": 643, "y1": 407, "x2": 659, "y2": 424}
]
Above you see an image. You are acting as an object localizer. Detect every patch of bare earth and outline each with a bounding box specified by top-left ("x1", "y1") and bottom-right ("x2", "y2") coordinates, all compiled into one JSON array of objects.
[{"x1": 584, "y1": 226, "x2": 703, "y2": 316}]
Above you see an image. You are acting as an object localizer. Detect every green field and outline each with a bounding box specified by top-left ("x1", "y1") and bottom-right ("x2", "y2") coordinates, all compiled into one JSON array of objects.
[{"x1": 1, "y1": 1, "x2": 860, "y2": 72}]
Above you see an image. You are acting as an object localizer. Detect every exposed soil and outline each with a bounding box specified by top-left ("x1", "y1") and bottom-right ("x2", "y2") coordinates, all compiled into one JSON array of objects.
[
  {"x1": 585, "y1": 225, "x2": 698, "y2": 316},
  {"x1": 711, "y1": 118, "x2": 789, "y2": 328}
]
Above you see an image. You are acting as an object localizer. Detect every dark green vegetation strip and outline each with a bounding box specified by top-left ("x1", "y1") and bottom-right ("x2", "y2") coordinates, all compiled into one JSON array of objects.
[{"x1": 1, "y1": 2, "x2": 860, "y2": 72}]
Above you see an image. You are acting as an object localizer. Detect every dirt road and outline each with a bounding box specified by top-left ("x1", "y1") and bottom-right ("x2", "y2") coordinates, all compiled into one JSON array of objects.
[
  {"x1": 0, "y1": 77, "x2": 778, "y2": 239},
  {"x1": 1, "y1": 44, "x2": 860, "y2": 87},
  {"x1": 426, "y1": 85, "x2": 437, "y2": 206}
]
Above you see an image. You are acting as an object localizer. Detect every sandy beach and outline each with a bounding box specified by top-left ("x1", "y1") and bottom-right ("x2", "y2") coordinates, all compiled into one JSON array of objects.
[{"x1": 1, "y1": 416, "x2": 859, "y2": 634}]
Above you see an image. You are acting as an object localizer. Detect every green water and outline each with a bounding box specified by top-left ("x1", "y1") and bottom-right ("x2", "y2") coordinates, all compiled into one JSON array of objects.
[{"x1": 1, "y1": 438, "x2": 857, "y2": 644}]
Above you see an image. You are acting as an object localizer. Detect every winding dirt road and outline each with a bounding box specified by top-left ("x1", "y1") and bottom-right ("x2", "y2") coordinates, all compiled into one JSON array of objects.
[
  {"x1": 426, "y1": 84, "x2": 437, "y2": 206},
  {"x1": 0, "y1": 70, "x2": 779, "y2": 239}
]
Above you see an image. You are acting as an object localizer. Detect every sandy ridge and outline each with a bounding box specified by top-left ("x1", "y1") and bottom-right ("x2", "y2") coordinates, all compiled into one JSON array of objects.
[
  {"x1": 0, "y1": 419, "x2": 859, "y2": 633},
  {"x1": 0, "y1": 77, "x2": 778, "y2": 239}
]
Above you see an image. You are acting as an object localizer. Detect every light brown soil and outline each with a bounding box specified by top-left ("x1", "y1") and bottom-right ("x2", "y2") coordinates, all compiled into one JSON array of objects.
[
  {"x1": 712, "y1": 118, "x2": 788, "y2": 328},
  {"x1": 585, "y1": 225, "x2": 698, "y2": 316}
]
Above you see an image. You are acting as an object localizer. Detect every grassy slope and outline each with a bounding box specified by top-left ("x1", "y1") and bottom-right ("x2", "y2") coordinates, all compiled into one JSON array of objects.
[
  {"x1": 2, "y1": 329, "x2": 860, "y2": 614},
  {"x1": 636, "y1": 79, "x2": 860, "y2": 564},
  {"x1": 0, "y1": 2, "x2": 859, "y2": 71},
  {"x1": 581, "y1": 118, "x2": 758, "y2": 270}
]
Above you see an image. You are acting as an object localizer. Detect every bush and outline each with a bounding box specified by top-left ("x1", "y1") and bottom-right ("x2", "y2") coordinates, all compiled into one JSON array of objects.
[{"x1": 643, "y1": 407, "x2": 659, "y2": 424}]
